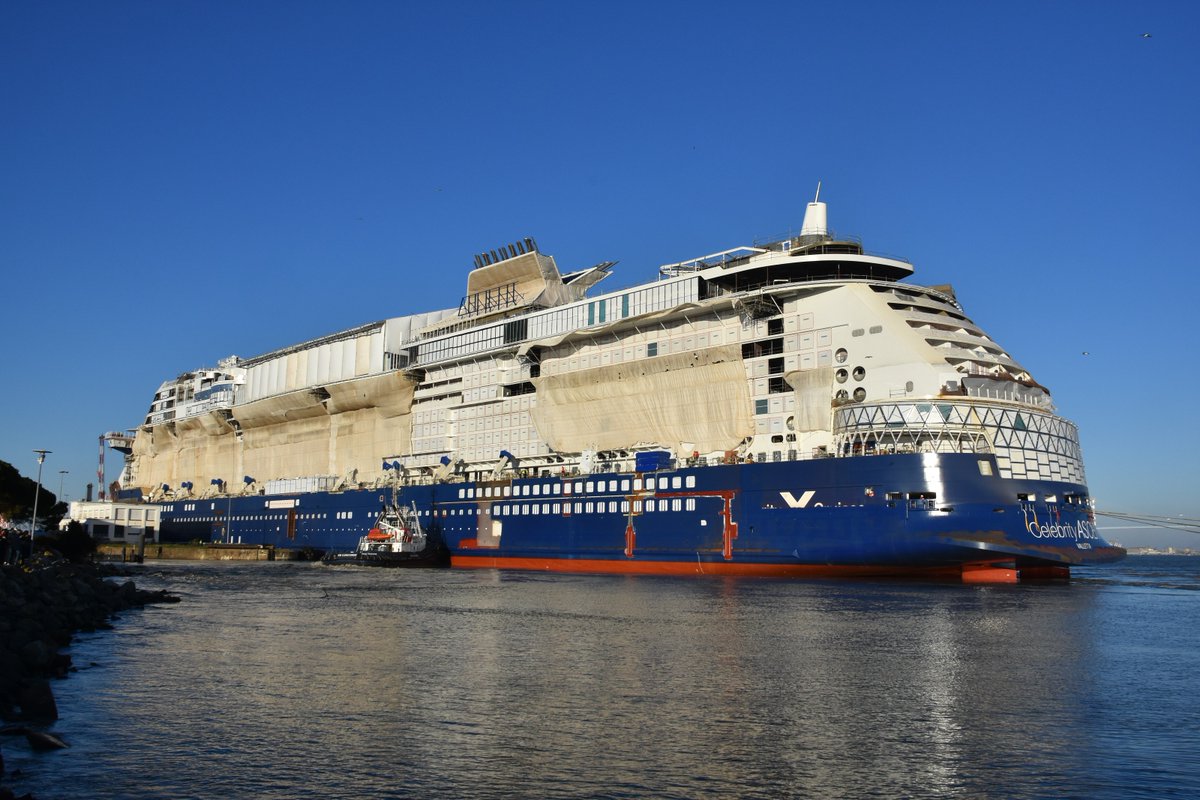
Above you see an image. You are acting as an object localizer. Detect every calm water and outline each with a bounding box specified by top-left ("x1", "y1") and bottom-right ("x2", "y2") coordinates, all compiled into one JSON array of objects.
[{"x1": 4, "y1": 557, "x2": 1199, "y2": 799}]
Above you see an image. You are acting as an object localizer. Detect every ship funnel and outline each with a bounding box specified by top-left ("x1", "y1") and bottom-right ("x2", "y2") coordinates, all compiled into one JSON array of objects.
[{"x1": 799, "y1": 182, "x2": 828, "y2": 238}]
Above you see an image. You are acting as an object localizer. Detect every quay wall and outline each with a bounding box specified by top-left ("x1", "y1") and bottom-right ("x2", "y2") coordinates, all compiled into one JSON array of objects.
[{"x1": 96, "y1": 543, "x2": 305, "y2": 562}]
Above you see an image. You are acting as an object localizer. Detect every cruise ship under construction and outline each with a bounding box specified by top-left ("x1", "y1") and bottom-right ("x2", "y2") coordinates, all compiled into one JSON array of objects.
[{"x1": 112, "y1": 191, "x2": 1125, "y2": 582}]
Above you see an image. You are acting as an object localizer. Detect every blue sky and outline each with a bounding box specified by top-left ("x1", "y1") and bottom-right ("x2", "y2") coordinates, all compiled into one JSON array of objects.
[{"x1": 2, "y1": 1, "x2": 1197, "y2": 547}]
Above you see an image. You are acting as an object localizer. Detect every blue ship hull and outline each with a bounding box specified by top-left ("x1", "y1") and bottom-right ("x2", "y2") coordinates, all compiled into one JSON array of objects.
[{"x1": 157, "y1": 453, "x2": 1123, "y2": 581}]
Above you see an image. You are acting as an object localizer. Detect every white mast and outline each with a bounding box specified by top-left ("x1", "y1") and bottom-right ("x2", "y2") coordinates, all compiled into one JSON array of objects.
[{"x1": 799, "y1": 182, "x2": 828, "y2": 238}]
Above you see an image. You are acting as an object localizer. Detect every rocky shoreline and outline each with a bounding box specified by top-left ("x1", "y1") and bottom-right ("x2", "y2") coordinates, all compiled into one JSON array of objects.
[{"x1": 0, "y1": 557, "x2": 179, "y2": 799}]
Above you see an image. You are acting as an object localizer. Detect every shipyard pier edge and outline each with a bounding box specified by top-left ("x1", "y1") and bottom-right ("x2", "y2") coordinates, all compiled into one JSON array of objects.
[{"x1": 111, "y1": 192, "x2": 1124, "y2": 582}]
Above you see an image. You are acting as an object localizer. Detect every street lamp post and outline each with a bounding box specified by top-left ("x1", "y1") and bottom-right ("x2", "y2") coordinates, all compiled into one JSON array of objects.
[
  {"x1": 58, "y1": 470, "x2": 69, "y2": 504},
  {"x1": 30, "y1": 449, "x2": 51, "y2": 538}
]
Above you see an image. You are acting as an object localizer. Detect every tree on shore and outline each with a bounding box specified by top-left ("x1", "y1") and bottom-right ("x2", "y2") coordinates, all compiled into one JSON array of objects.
[{"x1": 0, "y1": 458, "x2": 59, "y2": 528}]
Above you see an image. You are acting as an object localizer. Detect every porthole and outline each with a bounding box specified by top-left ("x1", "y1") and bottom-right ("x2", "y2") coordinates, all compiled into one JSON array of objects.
[
  {"x1": 835, "y1": 368, "x2": 849, "y2": 384},
  {"x1": 853, "y1": 366, "x2": 866, "y2": 381},
  {"x1": 835, "y1": 389, "x2": 849, "y2": 401},
  {"x1": 853, "y1": 387, "x2": 866, "y2": 402},
  {"x1": 785, "y1": 415, "x2": 795, "y2": 431},
  {"x1": 835, "y1": 348, "x2": 848, "y2": 364}
]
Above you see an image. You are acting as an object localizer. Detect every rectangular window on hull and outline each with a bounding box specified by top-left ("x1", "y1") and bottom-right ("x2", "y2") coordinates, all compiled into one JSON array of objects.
[
  {"x1": 742, "y1": 338, "x2": 784, "y2": 359},
  {"x1": 503, "y1": 318, "x2": 528, "y2": 344},
  {"x1": 503, "y1": 382, "x2": 536, "y2": 397},
  {"x1": 907, "y1": 491, "x2": 937, "y2": 511}
]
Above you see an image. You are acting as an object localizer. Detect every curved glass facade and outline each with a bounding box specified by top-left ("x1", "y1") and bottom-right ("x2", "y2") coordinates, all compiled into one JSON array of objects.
[{"x1": 833, "y1": 401, "x2": 1085, "y2": 483}]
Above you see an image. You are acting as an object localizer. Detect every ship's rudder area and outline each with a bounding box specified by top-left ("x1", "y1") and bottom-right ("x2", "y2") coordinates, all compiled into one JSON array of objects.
[
  {"x1": 954, "y1": 560, "x2": 1073, "y2": 584},
  {"x1": 928, "y1": 515, "x2": 1127, "y2": 570},
  {"x1": 921, "y1": 513, "x2": 1124, "y2": 583}
]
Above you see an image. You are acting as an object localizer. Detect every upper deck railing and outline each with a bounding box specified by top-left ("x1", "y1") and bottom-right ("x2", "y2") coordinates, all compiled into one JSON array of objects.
[{"x1": 459, "y1": 281, "x2": 524, "y2": 317}]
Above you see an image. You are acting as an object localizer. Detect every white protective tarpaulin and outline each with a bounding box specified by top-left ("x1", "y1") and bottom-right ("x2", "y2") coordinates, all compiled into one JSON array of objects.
[
  {"x1": 128, "y1": 371, "x2": 419, "y2": 491},
  {"x1": 531, "y1": 344, "x2": 753, "y2": 455},
  {"x1": 785, "y1": 367, "x2": 834, "y2": 432}
]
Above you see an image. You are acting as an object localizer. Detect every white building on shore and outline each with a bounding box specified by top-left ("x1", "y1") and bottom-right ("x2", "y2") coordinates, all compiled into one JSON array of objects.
[{"x1": 65, "y1": 501, "x2": 160, "y2": 543}]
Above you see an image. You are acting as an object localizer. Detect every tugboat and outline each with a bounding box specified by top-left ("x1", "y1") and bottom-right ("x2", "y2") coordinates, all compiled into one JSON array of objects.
[{"x1": 323, "y1": 500, "x2": 448, "y2": 567}]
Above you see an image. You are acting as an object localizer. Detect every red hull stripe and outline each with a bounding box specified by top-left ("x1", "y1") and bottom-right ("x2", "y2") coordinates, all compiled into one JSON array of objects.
[{"x1": 451, "y1": 554, "x2": 1005, "y2": 579}]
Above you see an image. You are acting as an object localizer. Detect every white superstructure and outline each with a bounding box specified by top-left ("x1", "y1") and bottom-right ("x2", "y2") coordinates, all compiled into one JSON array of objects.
[{"x1": 120, "y1": 195, "x2": 1083, "y2": 500}]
